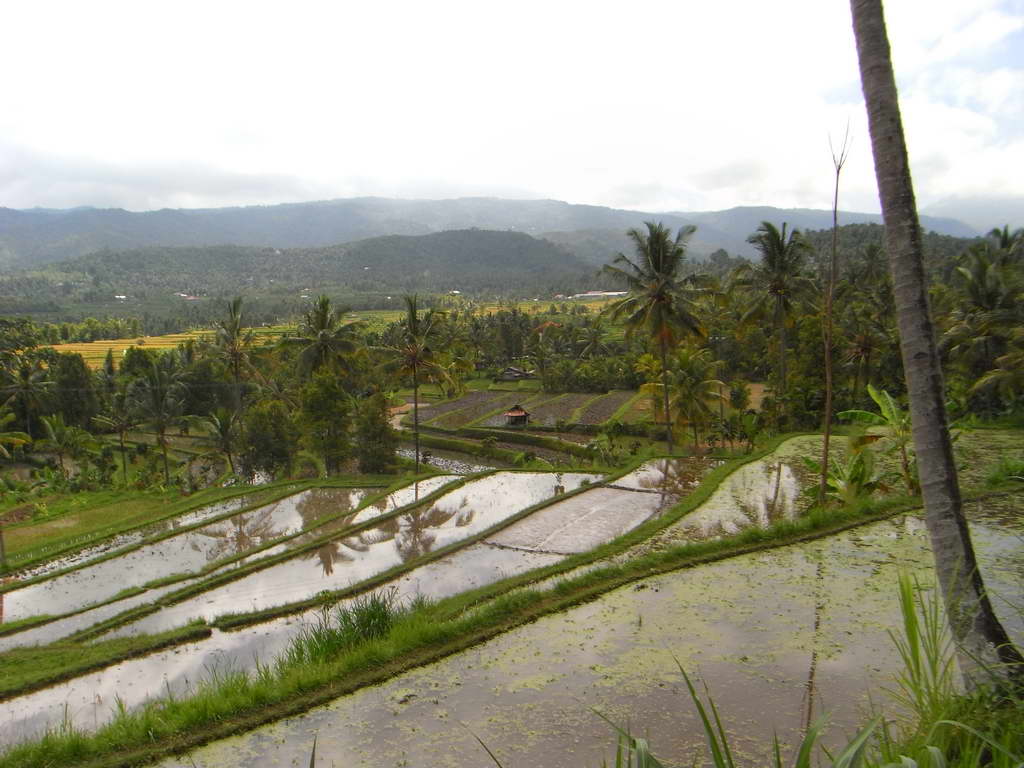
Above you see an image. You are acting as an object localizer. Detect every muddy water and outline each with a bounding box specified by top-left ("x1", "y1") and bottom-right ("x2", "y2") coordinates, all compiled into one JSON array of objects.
[
  {"x1": 106, "y1": 473, "x2": 598, "y2": 636},
  {"x1": 9, "y1": 494, "x2": 265, "y2": 581},
  {"x1": 150, "y1": 507, "x2": 1024, "y2": 768},
  {"x1": 0, "y1": 489, "x2": 378, "y2": 625}
]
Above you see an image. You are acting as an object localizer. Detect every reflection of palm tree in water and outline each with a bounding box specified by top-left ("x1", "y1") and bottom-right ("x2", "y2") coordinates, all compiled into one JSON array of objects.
[
  {"x1": 636, "y1": 457, "x2": 715, "y2": 506},
  {"x1": 395, "y1": 501, "x2": 474, "y2": 563},
  {"x1": 192, "y1": 507, "x2": 286, "y2": 562},
  {"x1": 802, "y1": 558, "x2": 825, "y2": 733},
  {"x1": 290, "y1": 482, "x2": 474, "y2": 576},
  {"x1": 296, "y1": 507, "x2": 382, "y2": 577}
]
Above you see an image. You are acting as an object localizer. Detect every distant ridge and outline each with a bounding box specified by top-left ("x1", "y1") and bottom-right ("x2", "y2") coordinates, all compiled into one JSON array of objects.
[{"x1": 0, "y1": 196, "x2": 977, "y2": 269}]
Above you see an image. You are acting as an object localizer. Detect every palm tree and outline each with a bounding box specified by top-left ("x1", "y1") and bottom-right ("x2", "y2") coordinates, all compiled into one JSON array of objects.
[
  {"x1": 39, "y1": 413, "x2": 96, "y2": 479},
  {"x1": 92, "y1": 385, "x2": 141, "y2": 486},
  {"x1": 129, "y1": 354, "x2": 186, "y2": 485},
  {"x1": 665, "y1": 346, "x2": 725, "y2": 452},
  {"x1": 0, "y1": 409, "x2": 30, "y2": 459},
  {"x1": 851, "y1": 0, "x2": 1023, "y2": 683},
  {"x1": 602, "y1": 222, "x2": 703, "y2": 454},
  {"x1": 0, "y1": 354, "x2": 52, "y2": 438},
  {"x1": 379, "y1": 295, "x2": 447, "y2": 473},
  {"x1": 735, "y1": 222, "x2": 811, "y2": 398},
  {"x1": 987, "y1": 224, "x2": 1024, "y2": 259},
  {"x1": 213, "y1": 297, "x2": 254, "y2": 412},
  {"x1": 193, "y1": 406, "x2": 241, "y2": 475},
  {"x1": 576, "y1": 319, "x2": 610, "y2": 360},
  {"x1": 284, "y1": 295, "x2": 361, "y2": 377}
]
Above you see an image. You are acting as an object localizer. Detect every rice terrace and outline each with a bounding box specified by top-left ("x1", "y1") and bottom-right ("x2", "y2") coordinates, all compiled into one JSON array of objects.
[{"x1": 2, "y1": 1, "x2": 1024, "y2": 767}]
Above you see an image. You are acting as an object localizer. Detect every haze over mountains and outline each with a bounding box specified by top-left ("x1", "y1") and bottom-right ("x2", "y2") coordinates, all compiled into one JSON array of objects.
[{"x1": 0, "y1": 197, "x2": 978, "y2": 270}]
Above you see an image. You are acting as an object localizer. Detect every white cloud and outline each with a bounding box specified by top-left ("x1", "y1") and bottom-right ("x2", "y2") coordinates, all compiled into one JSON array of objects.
[{"x1": 1, "y1": 0, "x2": 1021, "y2": 219}]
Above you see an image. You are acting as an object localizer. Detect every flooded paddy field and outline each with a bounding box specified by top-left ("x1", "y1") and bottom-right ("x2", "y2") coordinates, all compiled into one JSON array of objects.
[
  {"x1": 0, "y1": 462, "x2": 719, "y2": 742},
  {"x1": 104, "y1": 472, "x2": 599, "y2": 636},
  {"x1": 151, "y1": 499, "x2": 1024, "y2": 768},
  {"x1": 0, "y1": 488, "x2": 380, "y2": 626},
  {"x1": 2, "y1": 431, "x2": 1019, "y2": 762},
  {"x1": 7, "y1": 492, "x2": 271, "y2": 581}
]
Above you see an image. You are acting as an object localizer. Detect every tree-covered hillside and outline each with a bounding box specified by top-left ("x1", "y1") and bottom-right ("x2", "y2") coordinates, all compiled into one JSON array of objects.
[
  {"x1": 12, "y1": 229, "x2": 597, "y2": 302},
  {"x1": 0, "y1": 196, "x2": 976, "y2": 269}
]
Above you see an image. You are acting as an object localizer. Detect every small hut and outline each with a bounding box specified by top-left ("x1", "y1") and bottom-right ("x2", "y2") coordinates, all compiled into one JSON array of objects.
[{"x1": 503, "y1": 404, "x2": 530, "y2": 426}]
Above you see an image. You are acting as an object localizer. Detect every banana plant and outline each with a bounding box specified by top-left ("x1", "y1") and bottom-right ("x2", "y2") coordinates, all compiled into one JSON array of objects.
[{"x1": 839, "y1": 384, "x2": 919, "y2": 495}]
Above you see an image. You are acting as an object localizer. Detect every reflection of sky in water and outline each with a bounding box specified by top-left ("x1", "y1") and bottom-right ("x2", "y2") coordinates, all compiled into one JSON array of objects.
[
  {"x1": 614, "y1": 457, "x2": 718, "y2": 498},
  {"x1": 490, "y1": 487, "x2": 667, "y2": 554},
  {"x1": 113, "y1": 473, "x2": 597, "y2": 634},
  {"x1": 10, "y1": 495, "x2": 261, "y2": 581},
  {"x1": 0, "y1": 542, "x2": 565, "y2": 744},
  {"x1": 677, "y1": 460, "x2": 800, "y2": 537},
  {"x1": 0, "y1": 489, "x2": 374, "y2": 625}
]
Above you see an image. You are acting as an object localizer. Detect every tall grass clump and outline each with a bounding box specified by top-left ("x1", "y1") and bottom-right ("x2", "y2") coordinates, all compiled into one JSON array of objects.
[
  {"x1": 985, "y1": 456, "x2": 1024, "y2": 487},
  {"x1": 278, "y1": 587, "x2": 403, "y2": 669}
]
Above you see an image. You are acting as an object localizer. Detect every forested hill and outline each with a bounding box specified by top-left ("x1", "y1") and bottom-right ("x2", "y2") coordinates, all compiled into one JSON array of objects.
[
  {"x1": 0, "y1": 196, "x2": 976, "y2": 268},
  {"x1": 801, "y1": 222, "x2": 978, "y2": 278},
  {"x1": 48, "y1": 229, "x2": 599, "y2": 297}
]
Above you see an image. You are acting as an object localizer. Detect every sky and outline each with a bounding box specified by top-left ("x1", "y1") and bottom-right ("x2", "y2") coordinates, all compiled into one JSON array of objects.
[{"x1": 2, "y1": 0, "x2": 1022, "y2": 226}]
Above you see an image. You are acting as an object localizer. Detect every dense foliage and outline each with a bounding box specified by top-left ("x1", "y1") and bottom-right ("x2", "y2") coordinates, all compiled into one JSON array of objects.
[{"x1": 1, "y1": 219, "x2": 1020, "y2": 501}]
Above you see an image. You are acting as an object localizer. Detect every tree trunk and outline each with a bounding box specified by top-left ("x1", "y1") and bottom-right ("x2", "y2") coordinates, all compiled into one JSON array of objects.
[
  {"x1": 413, "y1": 362, "x2": 421, "y2": 474},
  {"x1": 776, "y1": 306, "x2": 788, "y2": 398},
  {"x1": 659, "y1": 338, "x2": 674, "y2": 454},
  {"x1": 820, "y1": 155, "x2": 843, "y2": 505},
  {"x1": 851, "y1": 0, "x2": 1023, "y2": 684},
  {"x1": 120, "y1": 433, "x2": 128, "y2": 486},
  {"x1": 161, "y1": 434, "x2": 170, "y2": 485}
]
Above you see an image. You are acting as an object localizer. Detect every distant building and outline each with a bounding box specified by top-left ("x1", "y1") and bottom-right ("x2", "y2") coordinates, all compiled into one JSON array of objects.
[
  {"x1": 569, "y1": 290, "x2": 628, "y2": 300},
  {"x1": 494, "y1": 366, "x2": 535, "y2": 382},
  {"x1": 503, "y1": 404, "x2": 530, "y2": 426}
]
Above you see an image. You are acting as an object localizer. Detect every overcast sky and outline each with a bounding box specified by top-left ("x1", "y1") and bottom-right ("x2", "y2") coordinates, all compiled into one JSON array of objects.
[{"x1": 2, "y1": 0, "x2": 1022, "y2": 222}]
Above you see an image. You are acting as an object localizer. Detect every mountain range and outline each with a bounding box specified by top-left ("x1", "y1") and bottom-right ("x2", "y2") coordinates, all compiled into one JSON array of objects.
[{"x1": 0, "y1": 197, "x2": 978, "y2": 270}]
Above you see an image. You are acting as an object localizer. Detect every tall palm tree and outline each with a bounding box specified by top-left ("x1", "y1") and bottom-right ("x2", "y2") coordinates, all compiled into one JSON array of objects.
[
  {"x1": 284, "y1": 295, "x2": 361, "y2": 377},
  {"x1": 213, "y1": 297, "x2": 254, "y2": 412},
  {"x1": 129, "y1": 354, "x2": 186, "y2": 485},
  {"x1": 665, "y1": 346, "x2": 725, "y2": 452},
  {"x1": 92, "y1": 385, "x2": 141, "y2": 486},
  {"x1": 851, "y1": 0, "x2": 1023, "y2": 683},
  {"x1": 0, "y1": 354, "x2": 52, "y2": 439},
  {"x1": 602, "y1": 222, "x2": 703, "y2": 454},
  {"x1": 987, "y1": 224, "x2": 1024, "y2": 259},
  {"x1": 735, "y1": 222, "x2": 811, "y2": 398},
  {"x1": 193, "y1": 406, "x2": 241, "y2": 475},
  {"x1": 379, "y1": 295, "x2": 447, "y2": 473}
]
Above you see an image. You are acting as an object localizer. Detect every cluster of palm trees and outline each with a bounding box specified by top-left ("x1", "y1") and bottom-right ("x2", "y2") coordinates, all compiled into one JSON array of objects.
[{"x1": 0, "y1": 292, "x2": 467, "y2": 492}]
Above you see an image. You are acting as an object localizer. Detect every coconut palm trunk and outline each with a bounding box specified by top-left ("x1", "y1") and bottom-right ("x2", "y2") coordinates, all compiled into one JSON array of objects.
[
  {"x1": 119, "y1": 432, "x2": 128, "y2": 486},
  {"x1": 851, "y1": 0, "x2": 1023, "y2": 683},
  {"x1": 659, "y1": 337, "x2": 674, "y2": 454},
  {"x1": 413, "y1": 360, "x2": 421, "y2": 474}
]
